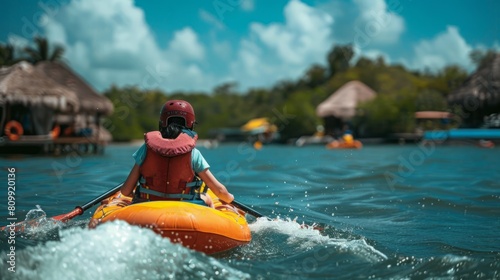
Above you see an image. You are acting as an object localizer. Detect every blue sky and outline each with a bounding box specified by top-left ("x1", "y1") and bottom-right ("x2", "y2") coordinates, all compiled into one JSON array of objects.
[{"x1": 1, "y1": 0, "x2": 499, "y2": 93}]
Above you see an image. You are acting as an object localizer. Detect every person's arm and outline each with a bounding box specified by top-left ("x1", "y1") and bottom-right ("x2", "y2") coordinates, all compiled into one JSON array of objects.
[
  {"x1": 120, "y1": 164, "x2": 141, "y2": 196},
  {"x1": 197, "y1": 169, "x2": 234, "y2": 203}
]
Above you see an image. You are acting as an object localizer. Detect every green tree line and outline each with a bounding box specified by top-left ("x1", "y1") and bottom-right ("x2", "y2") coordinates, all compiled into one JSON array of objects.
[
  {"x1": 1, "y1": 38, "x2": 497, "y2": 142},
  {"x1": 102, "y1": 44, "x2": 489, "y2": 142}
]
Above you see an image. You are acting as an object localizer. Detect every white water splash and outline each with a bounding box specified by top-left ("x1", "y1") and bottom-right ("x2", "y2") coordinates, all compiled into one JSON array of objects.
[
  {"x1": 21, "y1": 205, "x2": 64, "y2": 236},
  {"x1": 1, "y1": 221, "x2": 250, "y2": 280},
  {"x1": 0, "y1": 205, "x2": 62, "y2": 238},
  {"x1": 249, "y1": 217, "x2": 387, "y2": 262},
  {"x1": 250, "y1": 217, "x2": 328, "y2": 249},
  {"x1": 329, "y1": 238, "x2": 388, "y2": 262}
]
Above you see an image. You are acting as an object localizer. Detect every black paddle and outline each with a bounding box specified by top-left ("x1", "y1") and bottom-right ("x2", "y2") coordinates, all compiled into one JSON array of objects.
[
  {"x1": 232, "y1": 199, "x2": 322, "y2": 230},
  {"x1": 231, "y1": 200, "x2": 265, "y2": 218},
  {"x1": 1, "y1": 182, "x2": 123, "y2": 232},
  {"x1": 51, "y1": 182, "x2": 124, "y2": 222}
]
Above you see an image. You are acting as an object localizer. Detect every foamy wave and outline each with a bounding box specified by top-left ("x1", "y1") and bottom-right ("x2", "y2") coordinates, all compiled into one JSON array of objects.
[
  {"x1": 1, "y1": 221, "x2": 250, "y2": 280},
  {"x1": 1, "y1": 205, "x2": 64, "y2": 240},
  {"x1": 249, "y1": 217, "x2": 387, "y2": 262},
  {"x1": 250, "y1": 217, "x2": 329, "y2": 249}
]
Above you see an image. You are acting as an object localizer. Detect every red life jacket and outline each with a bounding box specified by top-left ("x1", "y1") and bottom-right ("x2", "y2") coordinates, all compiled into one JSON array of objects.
[{"x1": 137, "y1": 131, "x2": 200, "y2": 201}]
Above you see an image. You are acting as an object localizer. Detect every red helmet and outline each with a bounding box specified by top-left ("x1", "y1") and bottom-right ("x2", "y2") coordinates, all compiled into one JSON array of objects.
[{"x1": 159, "y1": 100, "x2": 196, "y2": 129}]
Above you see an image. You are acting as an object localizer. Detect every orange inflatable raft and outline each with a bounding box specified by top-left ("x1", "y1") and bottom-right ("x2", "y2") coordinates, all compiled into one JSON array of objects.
[
  {"x1": 90, "y1": 189, "x2": 252, "y2": 255},
  {"x1": 326, "y1": 140, "x2": 363, "y2": 149},
  {"x1": 326, "y1": 134, "x2": 363, "y2": 149}
]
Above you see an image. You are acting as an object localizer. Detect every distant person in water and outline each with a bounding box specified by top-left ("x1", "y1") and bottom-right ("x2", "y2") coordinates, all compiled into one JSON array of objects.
[{"x1": 120, "y1": 100, "x2": 234, "y2": 207}]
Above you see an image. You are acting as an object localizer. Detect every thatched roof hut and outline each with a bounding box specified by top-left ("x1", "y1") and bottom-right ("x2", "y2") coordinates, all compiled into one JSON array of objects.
[
  {"x1": 448, "y1": 54, "x2": 500, "y2": 126},
  {"x1": 316, "y1": 80, "x2": 376, "y2": 120},
  {"x1": 414, "y1": 111, "x2": 454, "y2": 119},
  {"x1": 0, "y1": 61, "x2": 79, "y2": 112},
  {"x1": 316, "y1": 81, "x2": 377, "y2": 138},
  {"x1": 36, "y1": 61, "x2": 114, "y2": 116}
]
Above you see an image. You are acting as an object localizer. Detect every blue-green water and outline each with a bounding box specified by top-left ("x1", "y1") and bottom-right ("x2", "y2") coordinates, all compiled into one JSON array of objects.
[{"x1": 0, "y1": 143, "x2": 499, "y2": 279}]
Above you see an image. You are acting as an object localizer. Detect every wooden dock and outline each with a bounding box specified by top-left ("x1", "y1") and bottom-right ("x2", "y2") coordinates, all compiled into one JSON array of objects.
[{"x1": 0, "y1": 134, "x2": 108, "y2": 155}]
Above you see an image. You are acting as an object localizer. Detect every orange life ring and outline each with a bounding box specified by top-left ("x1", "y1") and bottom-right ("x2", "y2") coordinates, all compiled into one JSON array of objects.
[
  {"x1": 51, "y1": 124, "x2": 61, "y2": 139},
  {"x1": 4, "y1": 121, "x2": 24, "y2": 141}
]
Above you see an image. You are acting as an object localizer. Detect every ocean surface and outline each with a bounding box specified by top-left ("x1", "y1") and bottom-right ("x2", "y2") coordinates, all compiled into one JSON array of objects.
[{"x1": 0, "y1": 142, "x2": 499, "y2": 279}]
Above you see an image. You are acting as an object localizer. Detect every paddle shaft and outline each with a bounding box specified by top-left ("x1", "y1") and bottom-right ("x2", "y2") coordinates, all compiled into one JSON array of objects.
[
  {"x1": 80, "y1": 182, "x2": 124, "y2": 212},
  {"x1": 231, "y1": 200, "x2": 265, "y2": 218},
  {"x1": 52, "y1": 182, "x2": 124, "y2": 222},
  {"x1": 1, "y1": 182, "x2": 124, "y2": 231}
]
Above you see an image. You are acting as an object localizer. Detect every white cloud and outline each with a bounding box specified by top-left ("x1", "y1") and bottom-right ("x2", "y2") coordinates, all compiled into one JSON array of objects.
[
  {"x1": 314, "y1": 0, "x2": 405, "y2": 64},
  {"x1": 240, "y1": 0, "x2": 255, "y2": 12},
  {"x1": 168, "y1": 27, "x2": 205, "y2": 61},
  {"x1": 7, "y1": 33, "x2": 32, "y2": 51},
  {"x1": 10, "y1": 0, "x2": 410, "y2": 93},
  {"x1": 37, "y1": 0, "x2": 214, "y2": 92},
  {"x1": 229, "y1": 0, "x2": 334, "y2": 89},
  {"x1": 492, "y1": 41, "x2": 500, "y2": 51},
  {"x1": 255, "y1": 0, "x2": 333, "y2": 65},
  {"x1": 212, "y1": 39, "x2": 232, "y2": 60},
  {"x1": 352, "y1": 0, "x2": 405, "y2": 46},
  {"x1": 19, "y1": 0, "x2": 487, "y2": 94},
  {"x1": 411, "y1": 26, "x2": 473, "y2": 71},
  {"x1": 199, "y1": 9, "x2": 225, "y2": 30},
  {"x1": 237, "y1": 39, "x2": 263, "y2": 78}
]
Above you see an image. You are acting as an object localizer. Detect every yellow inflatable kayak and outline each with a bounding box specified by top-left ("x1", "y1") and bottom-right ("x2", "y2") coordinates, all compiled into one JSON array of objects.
[{"x1": 89, "y1": 189, "x2": 252, "y2": 254}]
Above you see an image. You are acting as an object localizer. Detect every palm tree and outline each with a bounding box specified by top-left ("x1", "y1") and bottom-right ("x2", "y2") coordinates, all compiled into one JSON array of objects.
[
  {"x1": 302, "y1": 64, "x2": 327, "y2": 88},
  {"x1": 327, "y1": 44, "x2": 354, "y2": 78},
  {"x1": 23, "y1": 36, "x2": 65, "y2": 64},
  {"x1": 0, "y1": 43, "x2": 20, "y2": 66}
]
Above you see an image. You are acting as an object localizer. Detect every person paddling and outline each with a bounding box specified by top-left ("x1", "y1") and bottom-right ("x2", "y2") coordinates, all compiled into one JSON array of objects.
[{"x1": 120, "y1": 100, "x2": 234, "y2": 207}]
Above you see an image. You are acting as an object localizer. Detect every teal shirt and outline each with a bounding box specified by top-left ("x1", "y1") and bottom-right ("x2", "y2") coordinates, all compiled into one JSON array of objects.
[{"x1": 133, "y1": 143, "x2": 210, "y2": 173}]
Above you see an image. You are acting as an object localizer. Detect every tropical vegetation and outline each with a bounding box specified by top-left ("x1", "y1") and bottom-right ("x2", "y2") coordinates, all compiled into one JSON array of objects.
[{"x1": 1, "y1": 37, "x2": 497, "y2": 142}]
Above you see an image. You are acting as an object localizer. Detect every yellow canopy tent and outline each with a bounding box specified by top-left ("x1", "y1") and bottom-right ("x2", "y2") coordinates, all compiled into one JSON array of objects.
[{"x1": 241, "y1": 118, "x2": 277, "y2": 134}]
